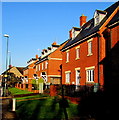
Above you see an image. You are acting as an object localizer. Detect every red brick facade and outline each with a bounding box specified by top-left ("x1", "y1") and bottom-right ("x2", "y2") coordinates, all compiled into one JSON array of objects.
[
  {"x1": 61, "y1": 2, "x2": 119, "y2": 91},
  {"x1": 62, "y1": 37, "x2": 99, "y2": 86},
  {"x1": 15, "y1": 2, "x2": 119, "y2": 95},
  {"x1": 35, "y1": 42, "x2": 67, "y2": 85}
]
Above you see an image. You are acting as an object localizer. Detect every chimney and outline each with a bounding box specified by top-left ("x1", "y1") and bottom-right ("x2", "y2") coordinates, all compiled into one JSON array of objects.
[
  {"x1": 9, "y1": 65, "x2": 12, "y2": 68},
  {"x1": 52, "y1": 41, "x2": 57, "y2": 45},
  {"x1": 80, "y1": 14, "x2": 87, "y2": 27},
  {"x1": 36, "y1": 54, "x2": 38, "y2": 59},
  {"x1": 69, "y1": 30, "x2": 72, "y2": 39}
]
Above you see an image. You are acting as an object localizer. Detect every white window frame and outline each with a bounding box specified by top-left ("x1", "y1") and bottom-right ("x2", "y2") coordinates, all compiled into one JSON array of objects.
[
  {"x1": 87, "y1": 38, "x2": 93, "y2": 56},
  {"x1": 42, "y1": 63, "x2": 44, "y2": 70},
  {"x1": 39, "y1": 64, "x2": 40, "y2": 71},
  {"x1": 45, "y1": 61, "x2": 48, "y2": 69},
  {"x1": 65, "y1": 71, "x2": 71, "y2": 84},
  {"x1": 75, "y1": 46, "x2": 80, "y2": 60},
  {"x1": 85, "y1": 66, "x2": 95, "y2": 83},
  {"x1": 66, "y1": 50, "x2": 70, "y2": 63}
]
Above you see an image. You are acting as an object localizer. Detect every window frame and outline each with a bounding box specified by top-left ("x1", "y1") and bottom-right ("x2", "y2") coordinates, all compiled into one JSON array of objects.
[
  {"x1": 65, "y1": 71, "x2": 71, "y2": 84},
  {"x1": 85, "y1": 66, "x2": 95, "y2": 83},
  {"x1": 66, "y1": 50, "x2": 70, "y2": 63},
  {"x1": 87, "y1": 38, "x2": 93, "y2": 56},
  {"x1": 75, "y1": 46, "x2": 80, "y2": 60}
]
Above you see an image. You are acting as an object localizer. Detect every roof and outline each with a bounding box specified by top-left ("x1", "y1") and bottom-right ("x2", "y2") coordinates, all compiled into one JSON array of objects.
[
  {"x1": 107, "y1": 10, "x2": 119, "y2": 27},
  {"x1": 2, "y1": 66, "x2": 24, "y2": 76},
  {"x1": 27, "y1": 58, "x2": 37, "y2": 64},
  {"x1": 16, "y1": 67, "x2": 24, "y2": 74},
  {"x1": 61, "y1": 1, "x2": 119, "y2": 51},
  {"x1": 96, "y1": 10, "x2": 107, "y2": 14},
  {"x1": 35, "y1": 40, "x2": 68, "y2": 65},
  {"x1": 35, "y1": 55, "x2": 48, "y2": 65}
]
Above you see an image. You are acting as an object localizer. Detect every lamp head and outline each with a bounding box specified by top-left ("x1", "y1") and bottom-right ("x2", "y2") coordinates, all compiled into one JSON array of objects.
[{"x1": 4, "y1": 34, "x2": 9, "y2": 38}]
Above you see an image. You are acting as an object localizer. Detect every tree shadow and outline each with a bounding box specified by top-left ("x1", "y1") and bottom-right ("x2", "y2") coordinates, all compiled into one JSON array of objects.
[{"x1": 52, "y1": 97, "x2": 69, "y2": 120}]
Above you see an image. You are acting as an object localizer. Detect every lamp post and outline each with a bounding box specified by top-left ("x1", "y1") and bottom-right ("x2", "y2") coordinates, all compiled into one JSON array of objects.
[
  {"x1": 8, "y1": 51, "x2": 11, "y2": 68},
  {"x1": 4, "y1": 34, "x2": 9, "y2": 96},
  {"x1": 4, "y1": 34, "x2": 9, "y2": 70}
]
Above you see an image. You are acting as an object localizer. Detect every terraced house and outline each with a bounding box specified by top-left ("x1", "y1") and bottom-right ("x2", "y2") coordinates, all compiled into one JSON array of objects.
[
  {"x1": 61, "y1": 1, "x2": 119, "y2": 92},
  {"x1": 34, "y1": 42, "x2": 67, "y2": 87},
  {"x1": 16, "y1": 41, "x2": 67, "y2": 92},
  {"x1": 23, "y1": 55, "x2": 39, "y2": 84}
]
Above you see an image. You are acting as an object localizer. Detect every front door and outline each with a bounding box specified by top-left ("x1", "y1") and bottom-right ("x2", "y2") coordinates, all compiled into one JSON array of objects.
[
  {"x1": 76, "y1": 70, "x2": 80, "y2": 89},
  {"x1": 41, "y1": 72, "x2": 47, "y2": 83}
]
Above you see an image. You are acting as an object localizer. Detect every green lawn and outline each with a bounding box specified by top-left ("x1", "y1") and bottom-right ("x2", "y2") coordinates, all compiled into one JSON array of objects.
[
  {"x1": 8, "y1": 87, "x2": 33, "y2": 95},
  {"x1": 16, "y1": 97, "x2": 79, "y2": 120},
  {"x1": 9, "y1": 87, "x2": 79, "y2": 119},
  {"x1": 16, "y1": 94, "x2": 49, "y2": 100}
]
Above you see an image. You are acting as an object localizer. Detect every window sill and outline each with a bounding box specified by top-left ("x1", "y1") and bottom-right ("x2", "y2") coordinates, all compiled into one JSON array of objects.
[
  {"x1": 65, "y1": 82, "x2": 70, "y2": 84},
  {"x1": 75, "y1": 58, "x2": 80, "y2": 60},
  {"x1": 87, "y1": 53, "x2": 93, "y2": 56},
  {"x1": 86, "y1": 81, "x2": 95, "y2": 84}
]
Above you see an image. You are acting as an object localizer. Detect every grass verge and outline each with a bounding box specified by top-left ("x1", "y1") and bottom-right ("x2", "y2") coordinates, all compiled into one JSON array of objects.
[
  {"x1": 8, "y1": 87, "x2": 33, "y2": 95},
  {"x1": 16, "y1": 97, "x2": 79, "y2": 120}
]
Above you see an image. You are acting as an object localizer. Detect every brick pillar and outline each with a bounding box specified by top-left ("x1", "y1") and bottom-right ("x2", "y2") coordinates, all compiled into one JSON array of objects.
[
  {"x1": 23, "y1": 84, "x2": 26, "y2": 90},
  {"x1": 15, "y1": 83, "x2": 18, "y2": 88},
  {"x1": 28, "y1": 84, "x2": 32, "y2": 92},
  {"x1": 50, "y1": 85, "x2": 57, "y2": 96},
  {"x1": 20, "y1": 84, "x2": 22, "y2": 89}
]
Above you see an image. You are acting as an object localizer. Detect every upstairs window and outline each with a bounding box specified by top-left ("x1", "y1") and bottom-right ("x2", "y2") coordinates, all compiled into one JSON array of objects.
[
  {"x1": 76, "y1": 46, "x2": 80, "y2": 60},
  {"x1": 45, "y1": 61, "x2": 48, "y2": 69},
  {"x1": 66, "y1": 50, "x2": 69, "y2": 63},
  {"x1": 87, "y1": 38, "x2": 93, "y2": 56},
  {"x1": 42, "y1": 63, "x2": 44, "y2": 70},
  {"x1": 39, "y1": 64, "x2": 40, "y2": 71},
  {"x1": 94, "y1": 10, "x2": 107, "y2": 26}
]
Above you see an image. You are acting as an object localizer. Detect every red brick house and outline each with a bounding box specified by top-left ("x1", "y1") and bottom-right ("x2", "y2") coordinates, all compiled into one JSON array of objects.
[
  {"x1": 34, "y1": 41, "x2": 67, "y2": 87},
  {"x1": 23, "y1": 55, "x2": 39, "y2": 84},
  {"x1": 61, "y1": 1, "x2": 119, "y2": 92},
  {"x1": 17, "y1": 41, "x2": 67, "y2": 92},
  {"x1": 15, "y1": 55, "x2": 38, "y2": 91}
]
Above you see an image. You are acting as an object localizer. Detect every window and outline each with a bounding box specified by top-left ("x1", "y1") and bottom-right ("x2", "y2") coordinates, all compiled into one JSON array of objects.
[
  {"x1": 39, "y1": 64, "x2": 40, "y2": 71},
  {"x1": 42, "y1": 63, "x2": 44, "y2": 70},
  {"x1": 94, "y1": 13, "x2": 100, "y2": 26},
  {"x1": 65, "y1": 71, "x2": 71, "y2": 83},
  {"x1": 86, "y1": 69, "x2": 94, "y2": 82},
  {"x1": 66, "y1": 50, "x2": 69, "y2": 62},
  {"x1": 36, "y1": 65, "x2": 39, "y2": 71},
  {"x1": 94, "y1": 10, "x2": 107, "y2": 26},
  {"x1": 45, "y1": 61, "x2": 48, "y2": 69},
  {"x1": 76, "y1": 47, "x2": 80, "y2": 59},
  {"x1": 87, "y1": 39, "x2": 93, "y2": 56}
]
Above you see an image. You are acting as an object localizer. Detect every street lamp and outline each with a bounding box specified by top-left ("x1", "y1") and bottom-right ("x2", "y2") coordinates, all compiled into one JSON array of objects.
[
  {"x1": 8, "y1": 51, "x2": 12, "y2": 68},
  {"x1": 4, "y1": 34, "x2": 9, "y2": 70},
  {"x1": 3, "y1": 34, "x2": 9, "y2": 96}
]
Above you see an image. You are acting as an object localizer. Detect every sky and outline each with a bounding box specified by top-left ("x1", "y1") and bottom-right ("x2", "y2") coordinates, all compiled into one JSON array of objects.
[{"x1": 1, "y1": 1, "x2": 115, "y2": 74}]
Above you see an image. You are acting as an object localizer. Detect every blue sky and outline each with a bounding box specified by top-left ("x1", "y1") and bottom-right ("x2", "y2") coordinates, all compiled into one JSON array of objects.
[{"x1": 2, "y1": 2, "x2": 114, "y2": 73}]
